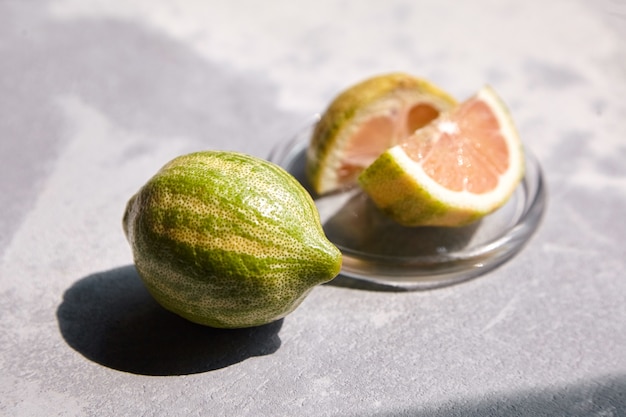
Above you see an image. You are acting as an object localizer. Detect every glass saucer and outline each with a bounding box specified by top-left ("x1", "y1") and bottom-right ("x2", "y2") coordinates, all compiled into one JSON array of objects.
[{"x1": 268, "y1": 123, "x2": 546, "y2": 290}]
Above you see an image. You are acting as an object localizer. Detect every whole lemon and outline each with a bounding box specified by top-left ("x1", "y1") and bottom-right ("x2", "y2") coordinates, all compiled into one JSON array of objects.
[{"x1": 123, "y1": 151, "x2": 342, "y2": 328}]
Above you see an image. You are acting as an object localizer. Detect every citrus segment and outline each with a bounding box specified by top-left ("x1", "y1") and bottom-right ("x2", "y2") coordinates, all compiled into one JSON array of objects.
[
  {"x1": 358, "y1": 86, "x2": 524, "y2": 227},
  {"x1": 123, "y1": 151, "x2": 342, "y2": 328},
  {"x1": 306, "y1": 73, "x2": 457, "y2": 195}
]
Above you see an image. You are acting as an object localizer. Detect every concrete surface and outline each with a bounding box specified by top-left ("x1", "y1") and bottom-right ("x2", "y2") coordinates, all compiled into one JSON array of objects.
[{"x1": 1, "y1": 0, "x2": 625, "y2": 416}]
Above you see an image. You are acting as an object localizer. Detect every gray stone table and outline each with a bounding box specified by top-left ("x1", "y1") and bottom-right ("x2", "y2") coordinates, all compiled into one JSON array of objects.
[{"x1": 1, "y1": 1, "x2": 625, "y2": 416}]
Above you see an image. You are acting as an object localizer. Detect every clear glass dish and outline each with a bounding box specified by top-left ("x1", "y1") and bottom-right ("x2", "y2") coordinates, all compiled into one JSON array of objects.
[{"x1": 268, "y1": 122, "x2": 546, "y2": 290}]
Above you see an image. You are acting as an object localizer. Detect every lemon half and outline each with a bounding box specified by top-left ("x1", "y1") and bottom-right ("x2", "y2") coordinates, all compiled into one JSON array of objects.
[{"x1": 306, "y1": 73, "x2": 456, "y2": 195}]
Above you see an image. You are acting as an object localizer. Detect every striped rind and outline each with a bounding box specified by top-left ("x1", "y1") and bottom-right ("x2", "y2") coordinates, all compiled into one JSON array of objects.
[{"x1": 123, "y1": 151, "x2": 342, "y2": 328}]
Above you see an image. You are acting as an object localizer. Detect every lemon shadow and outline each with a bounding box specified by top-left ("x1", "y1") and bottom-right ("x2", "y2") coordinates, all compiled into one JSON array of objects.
[{"x1": 56, "y1": 265, "x2": 282, "y2": 376}]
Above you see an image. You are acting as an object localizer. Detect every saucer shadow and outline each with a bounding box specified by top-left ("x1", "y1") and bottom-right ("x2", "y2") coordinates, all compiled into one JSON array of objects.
[
  {"x1": 322, "y1": 191, "x2": 480, "y2": 257},
  {"x1": 57, "y1": 265, "x2": 282, "y2": 376}
]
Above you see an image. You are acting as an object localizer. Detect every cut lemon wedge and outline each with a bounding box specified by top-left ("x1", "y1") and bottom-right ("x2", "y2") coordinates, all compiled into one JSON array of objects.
[{"x1": 358, "y1": 86, "x2": 525, "y2": 227}]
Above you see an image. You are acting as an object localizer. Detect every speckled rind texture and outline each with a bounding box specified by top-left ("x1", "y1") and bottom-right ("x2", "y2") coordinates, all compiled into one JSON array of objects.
[{"x1": 124, "y1": 151, "x2": 342, "y2": 328}]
